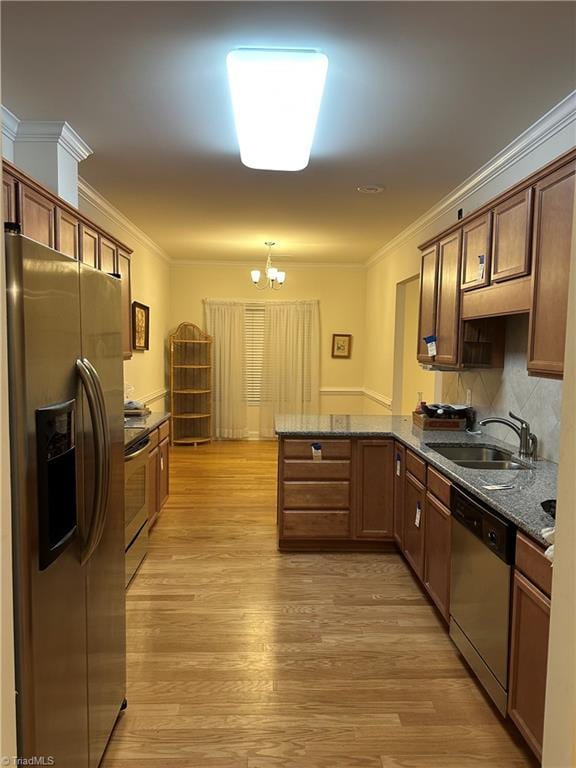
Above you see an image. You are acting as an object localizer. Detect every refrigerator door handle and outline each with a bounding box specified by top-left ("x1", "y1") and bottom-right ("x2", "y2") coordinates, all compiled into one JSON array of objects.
[
  {"x1": 76, "y1": 358, "x2": 106, "y2": 564},
  {"x1": 83, "y1": 357, "x2": 112, "y2": 547}
]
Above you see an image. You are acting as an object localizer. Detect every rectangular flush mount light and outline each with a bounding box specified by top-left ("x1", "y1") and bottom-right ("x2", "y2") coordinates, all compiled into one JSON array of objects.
[{"x1": 227, "y1": 47, "x2": 328, "y2": 172}]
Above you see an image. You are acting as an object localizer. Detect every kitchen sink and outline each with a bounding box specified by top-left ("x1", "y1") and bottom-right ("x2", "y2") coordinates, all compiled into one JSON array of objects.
[{"x1": 426, "y1": 443, "x2": 530, "y2": 470}]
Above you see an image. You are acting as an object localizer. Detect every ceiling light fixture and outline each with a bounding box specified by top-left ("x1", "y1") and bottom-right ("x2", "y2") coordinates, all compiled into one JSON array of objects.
[
  {"x1": 251, "y1": 241, "x2": 285, "y2": 290},
  {"x1": 227, "y1": 47, "x2": 328, "y2": 172},
  {"x1": 356, "y1": 185, "x2": 385, "y2": 195}
]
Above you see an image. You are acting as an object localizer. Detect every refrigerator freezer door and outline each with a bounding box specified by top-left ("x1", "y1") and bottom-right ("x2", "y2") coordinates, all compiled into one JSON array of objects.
[
  {"x1": 5, "y1": 234, "x2": 89, "y2": 767},
  {"x1": 79, "y1": 263, "x2": 126, "y2": 768}
]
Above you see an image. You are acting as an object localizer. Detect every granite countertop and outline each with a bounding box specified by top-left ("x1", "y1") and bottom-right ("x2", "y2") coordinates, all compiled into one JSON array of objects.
[
  {"x1": 124, "y1": 411, "x2": 170, "y2": 450},
  {"x1": 275, "y1": 414, "x2": 557, "y2": 545}
]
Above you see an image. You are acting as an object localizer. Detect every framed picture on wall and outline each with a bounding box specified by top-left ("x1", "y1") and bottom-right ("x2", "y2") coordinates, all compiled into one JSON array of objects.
[
  {"x1": 132, "y1": 301, "x2": 150, "y2": 351},
  {"x1": 331, "y1": 333, "x2": 352, "y2": 359}
]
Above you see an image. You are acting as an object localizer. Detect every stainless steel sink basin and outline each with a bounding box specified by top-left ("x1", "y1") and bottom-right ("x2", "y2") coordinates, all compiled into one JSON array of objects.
[{"x1": 426, "y1": 444, "x2": 530, "y2": 470}]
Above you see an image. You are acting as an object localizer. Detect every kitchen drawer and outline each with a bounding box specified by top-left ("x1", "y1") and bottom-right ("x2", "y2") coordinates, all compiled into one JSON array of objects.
[
  {"x1": 515, "y1": 532, "x2": 552, "y2": 598},
  {"x1": 283, "y1": 460, "x2": 350, "y2": 481},
  {"x1": 159, "y1": 419, "x2": 170, "y2": 443},
  {"x1": 283, "y1": 481, "x2": 350, "y2": 510},
  {"x1": 283, "y1": 439, "x2": 351, "y2": 460},
  {"x1": 147, "y1": 427, "x2": 159, "y2": 450},
  {"x1": 281, "y1": 511, "x2": 350, "y2": 539},
  {"x1": 426, "y1": 466, "x2": 451, "y2": 508},
  {"x1": 406, "y1": 450, "x2": 426, "y2": 484}
]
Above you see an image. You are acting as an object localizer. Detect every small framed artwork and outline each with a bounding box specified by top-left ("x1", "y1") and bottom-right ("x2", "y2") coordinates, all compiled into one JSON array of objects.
[
  {"x1": 132, "y1": 301, "x2": 150, "y2": 351},
  {"x1": 331, "y1": 333, "x2": 352, "y2": 359}
]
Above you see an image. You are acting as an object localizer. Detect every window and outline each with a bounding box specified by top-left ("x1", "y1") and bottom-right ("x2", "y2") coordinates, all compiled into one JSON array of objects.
[{"x1": 244, "y1": 304, "x2": 265, "y2": 405}]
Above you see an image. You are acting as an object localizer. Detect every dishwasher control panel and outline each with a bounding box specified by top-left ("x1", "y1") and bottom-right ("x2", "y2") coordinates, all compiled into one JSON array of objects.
[{"x1": 452, "y1": 486, "x2": 515, "y2": 564}]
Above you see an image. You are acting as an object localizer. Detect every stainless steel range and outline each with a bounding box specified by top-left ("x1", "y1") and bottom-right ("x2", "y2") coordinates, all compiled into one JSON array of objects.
[{"x1": 124, "y1": 429, "x2": 150, "y2": 586}]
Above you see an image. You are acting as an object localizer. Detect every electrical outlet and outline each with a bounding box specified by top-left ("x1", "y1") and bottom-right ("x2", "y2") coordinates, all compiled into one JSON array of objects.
[{"x1": 466, "y1": 389, "x2": 472, "y2": 406}]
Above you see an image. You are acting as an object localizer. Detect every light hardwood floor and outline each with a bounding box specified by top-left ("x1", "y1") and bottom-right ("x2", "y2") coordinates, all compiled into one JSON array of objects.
[{"x1": 102, "y1": 440, "x2": 536, "y2": 768}]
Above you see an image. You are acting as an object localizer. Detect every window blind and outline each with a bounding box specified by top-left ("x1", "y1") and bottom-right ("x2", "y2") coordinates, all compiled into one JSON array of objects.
[{"x1": 244, "y1": 304, "x2": 265, "y2": 404}]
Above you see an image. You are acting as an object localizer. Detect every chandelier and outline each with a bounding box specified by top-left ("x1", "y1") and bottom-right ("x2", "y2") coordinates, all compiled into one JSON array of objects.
[{"x1": 250, "y1": 241, "x2": 286, "y2": 290}]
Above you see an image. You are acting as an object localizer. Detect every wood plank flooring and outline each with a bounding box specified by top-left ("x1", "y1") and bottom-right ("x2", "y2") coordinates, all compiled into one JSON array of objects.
[{"x1": 102, "y1": 440, "x2": 536, "y2": 768}]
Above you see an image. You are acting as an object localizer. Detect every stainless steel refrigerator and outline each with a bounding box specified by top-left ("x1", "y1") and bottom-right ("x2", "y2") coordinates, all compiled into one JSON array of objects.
[{"x1": 5, "y1": 232, "x2": 126, "y2": 768}]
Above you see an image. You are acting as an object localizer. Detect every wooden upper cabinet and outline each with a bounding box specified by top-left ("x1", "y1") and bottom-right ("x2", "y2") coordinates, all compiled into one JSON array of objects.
[
  {"x1": 417, "y1": 244, "x2": 439, "y2": 363},
  {"x1": 423, "y1": 491, "x2": 451, "y2": 621},
  {"x1": 528, "y1": 160, "x2": 575, "y2": 378},
  {"x1": 508, "y1": 570, "x2": 551, "y2": 761},
  {"x1": 461, "y1": 213, "x2": 492, "y2": 291},
  {"x1": 3, "y1": 173, "x2": 18, "y2": 224},
  {"x1": 491, "y1": 188, "x2": 533, "y2": 283},
  {"x1": 355, "y1": 439, "x2": 394, "y2": 539},
  {"x1": 79, "y1": 223, "x2": 99, "y2": 268},
  {"x1": 20, "y1": 184, "x2": 56, "y2": 247},
  {"x1": 435, "y1": 230, "x2": 462, "y2": 367},
  {"x1": 118, "y1": 250, "x2": 132, "y2": 360},
  {"x1": 100, "y1": 236, "x2": 118, "y2": 274},
  {"x1": 55, "y1": 207, "x2": 80, "y2": 260},
  {"x1": 403, "y1": 472, "x2": 426, "y2": 580}
]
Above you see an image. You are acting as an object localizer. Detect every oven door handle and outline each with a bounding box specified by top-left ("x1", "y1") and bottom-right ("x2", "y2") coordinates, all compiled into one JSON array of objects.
[
  {"x1": 125, "y1": 438, "x2": 151, "y2": 461},
  {"x1": 76, "y1": 358, "x2": 106, "y2": 565}
]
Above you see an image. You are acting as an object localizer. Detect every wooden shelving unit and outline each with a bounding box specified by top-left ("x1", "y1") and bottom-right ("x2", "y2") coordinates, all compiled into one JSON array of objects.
[{"x1": 169, "y1": 323, "x2": 212, "y2": 446}]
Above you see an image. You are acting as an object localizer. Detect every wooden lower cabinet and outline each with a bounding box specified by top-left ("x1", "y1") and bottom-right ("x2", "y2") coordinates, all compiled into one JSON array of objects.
[
  {"x1": 508, "y1": 570, "x2": 550, "y2": 760},
  {"x1": 393, "y1": 442, "x2": 405, "y2": 547},
  {"x1": 148, "y1": 423, "x2": 170, "y2": 529},
  {"x1": 278, "y1": 437, "x2": 395, "y2": 545},
  {"x1": 402, "y1": 472, "x2": 426, "y2": 580},
  {"x1": 423, "y1": 491, "x2": 451, "y2": 620},
  {"x1": 159, "y1": 436, "x2": 170, "y2": 509},
  {"x1": 148, "y1": 445, "x2": 160, "y2": 527},
  {"x1": 355, "y1": 440, "x2": 394, "y2": 539}
]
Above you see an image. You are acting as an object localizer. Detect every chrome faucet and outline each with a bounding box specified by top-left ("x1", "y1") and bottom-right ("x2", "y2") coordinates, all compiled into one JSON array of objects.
[{"x1": 478, "y1": 411, "x2": 538, "y2": 461}]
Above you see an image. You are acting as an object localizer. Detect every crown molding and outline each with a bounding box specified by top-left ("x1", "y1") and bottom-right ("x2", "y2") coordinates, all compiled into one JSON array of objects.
[
  {"x1": 16, "y1": 120, "x2": 93, "y2": 162},
  {"x1": 78, "y1": 177, "x2": 171, "y2": 264},
  {"x1": 366, "y1": 90, "x2": 576, "y2": 269},
  {"x1": 171, "y1": 258, "x2": 363, "y2": 269},
  {"x1": 1, "y1": 105, "x2": 20, "y2": 143}
]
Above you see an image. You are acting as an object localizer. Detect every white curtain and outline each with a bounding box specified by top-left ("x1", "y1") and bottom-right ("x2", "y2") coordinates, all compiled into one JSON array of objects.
[
  {"x1": 259, "y1": 300, "x2": 320, "y2": 438},
  {"x1": 203, "y1": 300, "x2": 248, "y2": 439}
]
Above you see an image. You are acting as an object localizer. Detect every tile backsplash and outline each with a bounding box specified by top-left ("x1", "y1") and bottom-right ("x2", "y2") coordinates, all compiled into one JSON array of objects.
[{"x1": 442, "y1": 314, "x2": 563, "y2": 463}]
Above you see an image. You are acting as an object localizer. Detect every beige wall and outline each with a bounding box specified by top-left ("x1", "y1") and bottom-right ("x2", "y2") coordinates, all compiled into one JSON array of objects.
[
  {"x1": 169, "y1": 262, "x2": 367, "y2": 416},
  {"x1": 78, "y1": 195, "x2": 172, "y2": 408}
]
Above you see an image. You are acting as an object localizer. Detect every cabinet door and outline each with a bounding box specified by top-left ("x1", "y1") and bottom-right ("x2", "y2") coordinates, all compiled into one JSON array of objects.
[
  {"x1": 355, "y1": 439, "x2": 394, "y2": 539},
  {"x1": 159, "y1": 437, "x2": 170, "y2": 509},
  {"x1": 435, "y1": 230, "x2": 462, "y2": 366},
  {"x1": 403, "y1": 472, "x2": 426, "y2": 579},
  {"x1": 528, "y1": 161, "x2": 575, "y2": 378},
  {"x1": 79, "y1": 223, "x2": 99, "y2": 268},
  {"x1": 20, "y1": 184, "x2": 56, "y2": 247},
  {"x1": 55, "y1": 207, "x2": 80, "y2": 259},
  {"x1": 100, "y1": 236, "x2": 118, "y2": 274},
  {"x1": 461, "y1": 213, "x2": 492, "y2": 291},
  {"x1": 148, "y1": 445, "x2": 159, "y2": 528},
  {"x1": 508, "y1": 571, "x2": 550, "y2": 761},
  {"x1": 417, "y1": 245, "x2": 439, "y2": 363},
  {"x1": 423, "y1": 491, "x2": 451, "y2": 621},
  {"x1": 3, "y1": 173, "x2": 18, "y2": 224},
  {"x1": 118, "y1": 250, "x2": 132, "y2": 360},
  {"x1": 393, "y1": 442, "x2": 405, "y2": 547},
  {"x1": 491, "y1": 188, "x2": 533, "y2": 283}
]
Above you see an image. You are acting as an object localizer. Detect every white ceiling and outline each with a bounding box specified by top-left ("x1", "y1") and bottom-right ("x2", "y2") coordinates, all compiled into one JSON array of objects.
[{"x1": 2, "y1": 2, "x2": 574, "y2": 264}]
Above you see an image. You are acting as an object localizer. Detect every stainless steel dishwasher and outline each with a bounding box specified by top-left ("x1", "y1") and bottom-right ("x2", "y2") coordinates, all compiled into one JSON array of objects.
[{"x1": 450, "y1": 486, "x2": 515, "y2": 715}]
